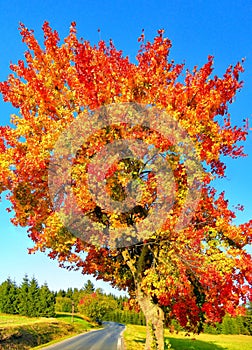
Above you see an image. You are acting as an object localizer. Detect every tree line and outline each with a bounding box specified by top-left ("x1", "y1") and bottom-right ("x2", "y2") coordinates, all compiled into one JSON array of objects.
[
  {"x1": 169, "y1": 306, "x2": 252, "y2": 336},
  {"x1": 55, "y1": 279, "x2": 146, "y2": 325},
  {"x1": 0, "y1": 276, "x2": 144, "y2": 325},
  {"x1": 54, "y1": 280, "x2": 252, "y2": 333},
  {"x1": 0, "y1": 275, "x2": 55, "y2": 317},
  {"x1": 204, "y1": 310, "x2": 252, "y2": 336},
  {"x1": 0, "y1": 276, "x2": 251, "y2": 335}
]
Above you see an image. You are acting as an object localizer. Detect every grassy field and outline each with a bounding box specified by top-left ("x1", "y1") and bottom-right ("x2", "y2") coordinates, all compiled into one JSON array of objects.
[
  {"x1": 123, "y1": 324, "x2": 252, "y2": 350},
  {"x1": 54, "y1": 312, "x2": 94, "y2": 330},
  {"x1": 0, "y1": 314, "x2": 54, "y2": 326},
  {"x1": 0, "y1": 313, "x2": 95, "y2": 350}
]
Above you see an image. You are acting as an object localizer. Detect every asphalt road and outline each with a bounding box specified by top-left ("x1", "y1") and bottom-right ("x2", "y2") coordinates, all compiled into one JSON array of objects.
[{"x1": 42, "y1": 322, "x2": 125, "y2": 350}]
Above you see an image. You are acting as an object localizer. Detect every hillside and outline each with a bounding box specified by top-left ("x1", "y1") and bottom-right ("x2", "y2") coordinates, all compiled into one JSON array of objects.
[{"x1": 0, "y1": 313, "x2": 94, "y2": 350}]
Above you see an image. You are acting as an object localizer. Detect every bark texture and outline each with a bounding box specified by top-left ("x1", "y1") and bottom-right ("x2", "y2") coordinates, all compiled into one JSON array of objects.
[{"x1": 136, "y1": 285, "x2": 165, "y2": 350}]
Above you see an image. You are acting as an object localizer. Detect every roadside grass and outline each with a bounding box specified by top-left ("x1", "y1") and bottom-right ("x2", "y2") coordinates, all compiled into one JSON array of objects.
[
  {"x1": 0, "y1": 314, "x2": 54, "y2": 326},
  {"x1": 0, "y1": 313, "x2": 96, "y2": 350},
  {"x1": 123, "y1": 324, "x2": 252, "y2": 350},
  {"x1": 55, "y1": 312, "x2": 95, "y2": 331},
  {"x1": 167, "y1": 332, "x2": 252, "y2": 350}
]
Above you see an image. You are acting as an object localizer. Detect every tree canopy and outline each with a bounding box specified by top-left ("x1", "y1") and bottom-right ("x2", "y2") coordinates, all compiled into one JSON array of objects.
[{"x1": 0, "y1": 22, "x2": 251, "y2": 349}]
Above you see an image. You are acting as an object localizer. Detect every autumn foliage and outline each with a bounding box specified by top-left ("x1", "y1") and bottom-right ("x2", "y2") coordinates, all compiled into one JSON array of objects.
[{"x1": 0, "y1": 22, "x2": 251, "y2": 349}]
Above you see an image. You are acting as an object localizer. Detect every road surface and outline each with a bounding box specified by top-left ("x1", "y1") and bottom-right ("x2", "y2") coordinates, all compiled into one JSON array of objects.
[{"x1": 42, "y1": 322, "x2": 125, "y2": 350}]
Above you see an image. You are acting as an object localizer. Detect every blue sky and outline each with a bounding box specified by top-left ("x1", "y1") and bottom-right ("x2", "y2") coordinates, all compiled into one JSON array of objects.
[{"x1": 0, "y1": 0, "x2": 251, "y2": 294}]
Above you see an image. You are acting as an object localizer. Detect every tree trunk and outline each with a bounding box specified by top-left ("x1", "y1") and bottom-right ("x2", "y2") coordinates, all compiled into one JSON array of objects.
[{"x1": 136, "y1": 285, "x2": 165, "y2": 350}]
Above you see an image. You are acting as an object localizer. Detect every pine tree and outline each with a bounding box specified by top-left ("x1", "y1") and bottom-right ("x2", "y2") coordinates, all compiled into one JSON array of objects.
[
  {"x1": 26, "y1": 276, "x2": 40, "y2": 317},
  {"x1": 65, "y1": 288, "x2": 73, "y2": 299},
  {"x1": 0, "y1": 277, "x2": 18, "y2": 314},
  {"x1": 246, "y1": 303, "x2": 252, "y2": 335},
  {"x1": 72, "y1": 288, "x2": 80, "y2": 312},
  {"x1": 83, "y1": 280, "x2": 95, "y2": 294},
  {"x1": 38, "y1": 282, "x2": 55, "y2": 317},
  {"x1": 17, "y1": 274, "x2": 30, "y2": 316},
  {"x1": 221, "y1": 315, "x2": 237, "y2": 334},
  {"x1": 56, "y1": 289, "x2": 66, "y2": 297},
  {"x1": 236, "y1": 316, "x2": 247, "y2": 335}
]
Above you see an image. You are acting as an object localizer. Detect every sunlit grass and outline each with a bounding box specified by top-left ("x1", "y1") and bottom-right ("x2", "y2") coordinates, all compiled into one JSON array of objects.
[
  {"x1": 123, "y1": 324, "x2": 252, "y2": 350},
  {"x1": 55, "y1": 313, "x2": 94, "y2": 330},
  {"x1": 0, "y1": 313, "x2": 55, "y2": 326},
  {"x1": 0, "y1": 313, "x2": 96, "y2": 349},
  {"x1": 0, "y1": 312, "x2": 94, "y2": 330}
]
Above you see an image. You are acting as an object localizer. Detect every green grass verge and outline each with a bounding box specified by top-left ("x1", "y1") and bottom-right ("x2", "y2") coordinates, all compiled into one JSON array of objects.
[
  {"x1": 0, "y1": 313, "x2": 96, "y2": 350},
  {"x1": 123, "y1": 324, "x2": 252, "y2": 350},
  {"x1": 55, "y1": 312, "x2": 94, "y2": 330}
]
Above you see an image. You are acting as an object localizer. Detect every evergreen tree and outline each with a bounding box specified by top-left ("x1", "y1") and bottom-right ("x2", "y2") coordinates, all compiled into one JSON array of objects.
[
  {"x1": 65, "y1": 288, "x2": 73, "y2": 299},
  {"x1": 56, "y1": 289, "x2": 66, "y2": 297},
  {"x1": 83, "y1": 280, "x2": 95, "y2": 294},
  {"x1": 236, "y1": 316, "x2": 247, "y2": 335},
  {"x1": 38, "y1": 282, "x2": 56, "y2": 317},
  {"x1": 72, "y1": 288, "x2": 80, "y2": 312},
  {"x1": 0, "y1": 275, "x2": 55, "y2": 318},
  {"x1": 27, "y1": 276, "x2": 40, "y2": 317},
  {"x1": 221, "y1": 315, "x2": 239, "y2": 335},
  {"x1": 246, "y1": 303, "x2": 252, "y2": 335},
  {"x1": 0, "y1": 277, "x2": 18, "y2": 314},
  {"x1": 17, "y1": 274, "x2": 30, "y2": 316}
]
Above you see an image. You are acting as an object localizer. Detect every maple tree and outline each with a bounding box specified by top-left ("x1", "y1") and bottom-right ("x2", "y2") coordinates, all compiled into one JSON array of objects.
[{"x1": 0, "y1": 22, "x2": 252, "y2": 350}]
